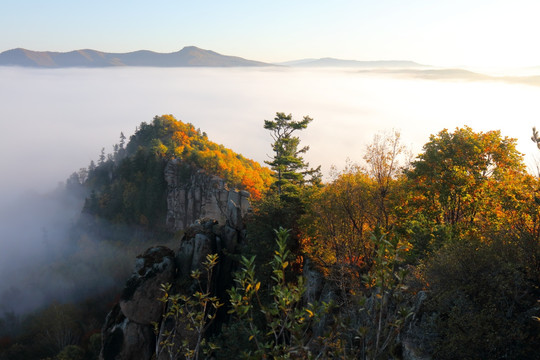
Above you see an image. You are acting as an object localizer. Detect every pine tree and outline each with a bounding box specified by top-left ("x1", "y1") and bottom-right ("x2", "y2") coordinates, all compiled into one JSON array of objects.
[{"x1": 264, "y1": 112, "x2": 320, "y2": 199}]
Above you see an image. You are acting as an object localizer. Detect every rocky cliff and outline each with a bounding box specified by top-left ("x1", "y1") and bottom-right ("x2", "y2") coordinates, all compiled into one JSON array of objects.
[
  {"x1": 100, "y1": 218, "x2": 243, "y2": 360},
  {"x1": 99, "y1": 159, "x2": 432, "y2": 360},
  {"x1": 100, "y1": 159, "x2": 248, "y2": 360},
  {"x1": 164, "y1": 159, "x2": 251, "y2": 232},
  {"x1": 101, "y1": 246, "x2": 176, "y2": 360}
]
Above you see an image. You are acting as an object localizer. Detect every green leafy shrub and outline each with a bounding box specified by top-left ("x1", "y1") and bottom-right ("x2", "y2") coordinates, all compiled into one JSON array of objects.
[
  {"x1": 56, "y1": 344, "x2": 85, "y2": 360},
  {"x1": 153, "y1": 254, "x2": 223, "y2": 360},
  {"x1": 226, "y1": 228, "x2": 325, "y2": 359}
]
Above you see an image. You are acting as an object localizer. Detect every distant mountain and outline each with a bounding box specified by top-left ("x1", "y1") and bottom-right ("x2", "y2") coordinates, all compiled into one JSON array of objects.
[
  {"x1": 0, "y1": 46, "x2": 270, "y2": 68},
  {"x1": 278, "y1": 57, "x2": 425, "y2": 68},
  {"x1": 365, "y1": 67, "x2": 489, "y2": 80}
]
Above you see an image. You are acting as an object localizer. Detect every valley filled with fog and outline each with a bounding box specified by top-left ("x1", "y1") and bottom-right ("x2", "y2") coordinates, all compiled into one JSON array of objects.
[
  {"x1": 2, "y1": 65, "x2": 540, "y2": 314},
  {"x1": 3, "y1": 66, "x2": 540, "y2": 195}
]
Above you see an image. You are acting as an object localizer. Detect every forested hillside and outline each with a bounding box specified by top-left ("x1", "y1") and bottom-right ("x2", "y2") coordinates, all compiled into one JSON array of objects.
[
  {"x1": 82, "y1": 115, "x2": 272, "y2": 228},
  {"x1": 1, "y1": 114, "x2": 539, "y2": 360}
]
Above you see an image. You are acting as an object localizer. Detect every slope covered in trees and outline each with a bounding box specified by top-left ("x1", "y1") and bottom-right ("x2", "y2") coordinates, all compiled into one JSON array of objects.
[{"x1": 82, "y1": 115, "x2": 273, "y2": 228}]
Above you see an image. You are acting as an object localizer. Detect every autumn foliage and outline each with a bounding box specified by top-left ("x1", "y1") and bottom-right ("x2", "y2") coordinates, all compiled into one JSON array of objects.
[
  {"x1": 129, "y1": 115, "x2": 273, "y2": 199},
  {"x1": 3, "y1": 121, "x2": 540, "y2": 359},
  {"x1": 298, "y1": 127, "x2": 540, "y2": 359},
  {"x1": 81, "y1": 115, "x2": 274, "y2": 228}
]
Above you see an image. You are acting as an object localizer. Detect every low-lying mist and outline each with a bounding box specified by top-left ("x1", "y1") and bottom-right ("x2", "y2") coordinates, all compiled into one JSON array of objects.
[
  {"x1": 1, "y1": 65, "x2": 540, "y2": 315},
  {"x1": 0, "y1": 186, "x2": 162, "y2": 315}
]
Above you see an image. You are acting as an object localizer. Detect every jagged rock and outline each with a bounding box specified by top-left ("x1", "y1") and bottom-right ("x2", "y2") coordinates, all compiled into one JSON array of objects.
[
  {"x1": 119, "y1": 246, "x2": 176, "y2": 325},
  {"x1": 303, "y1": 258, "x2": 325, "y2": 305},
  {"x1": 164, "y1": 160, "x2": 250, "y2": 231},
  {"x1": 100, "y1": 246, "x2": 175, "y2": 360},
  {"x1": 100, "y1": 305, "x2": 155, "y2": 360},
  {"x1": 190, "y1": 233, "x2": 213, "y2": 272},
  {"x1": 302, "y1": 259, "x2": 341, "y2": 341},
  {"x1": 101, "y1": 158, "x2": 251, "y2": 359},
  {"x1": 101, "y1": 220, "x2": 244, "y2": 360},
  {"x1": 220, "y1": 224, "x2": 238, "y2": 252},
  {"x1": 176, "y1": 219, "x2": 217, "y2": 278}
]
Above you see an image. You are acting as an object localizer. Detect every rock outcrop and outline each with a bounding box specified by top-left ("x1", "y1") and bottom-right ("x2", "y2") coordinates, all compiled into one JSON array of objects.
[
  {"x1": 164, "y1": 159, "x2": 251, "y2": 231},
  {"x1": 101, "y1": 247, "x2": 176, "y2": 360},
  {"x1": 100, "y1": 219, "x2": 243, "y2": 360},
  {"x1": 100, "y1": 159, "x2": 252, "y2": 360}
]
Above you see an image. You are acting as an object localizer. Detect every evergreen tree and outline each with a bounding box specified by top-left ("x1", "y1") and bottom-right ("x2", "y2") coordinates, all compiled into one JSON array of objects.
[
  {"x1": 119, "y1": 131, "x2": 126, "y2": 149},
  {"x1": 246, "y1": 113, "x2": 321, "y2": 270},
  {"x1": 98, "y1": 147, "x2": 106, "y2": 165},
  {"x1": 264, "y1": 112, "x2": 320, "y2": 199}
]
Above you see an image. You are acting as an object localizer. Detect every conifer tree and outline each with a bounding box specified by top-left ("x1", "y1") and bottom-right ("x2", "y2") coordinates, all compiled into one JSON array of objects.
[
  {"x1": 246, "y1": 112, "x2": 321, "y2": 264},
  {"x1": 264, "y1": 112, "x2": 320, "y2": 199}
]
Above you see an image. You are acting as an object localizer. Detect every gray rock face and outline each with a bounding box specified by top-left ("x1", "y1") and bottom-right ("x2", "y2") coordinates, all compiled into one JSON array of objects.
[
  {"x1": 303, "y1": 258, "x2": 324, "y2": 305},
  {"x1": 100, "y1": 220, "x2": 243, "y2": 360},
  {"x1": 119, "y1": 247, "x2": 176, "y2": 325},
  {"x1": 164, "y1": 159, "x2": 251, "y2": 231},
  {"x1": 402, "y1": 291, "x2": 433, "y2": 360},
  {"x1": 100, "y1": 247, "x2": 175, "y2": 360},
  {"x1": 100, "y1": 161, "x2": 252, "y2": 359},
  {"x1": 302, "y1": 261, "x2": 429, "y2": 358}
]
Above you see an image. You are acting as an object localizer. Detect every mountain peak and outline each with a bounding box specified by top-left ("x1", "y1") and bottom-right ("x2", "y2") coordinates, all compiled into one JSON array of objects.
[{"x1": 180, "y1": 45, "x2": 202, "y2": 51}]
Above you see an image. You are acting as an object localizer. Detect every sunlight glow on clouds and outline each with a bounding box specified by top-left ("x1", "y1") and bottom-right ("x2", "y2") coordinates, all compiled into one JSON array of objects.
[{"x1": 2, "y1": 66, "x2": 540, "y2": 199}]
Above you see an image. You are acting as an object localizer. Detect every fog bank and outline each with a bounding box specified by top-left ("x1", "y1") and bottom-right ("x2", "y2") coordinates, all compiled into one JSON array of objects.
[{"x1": 2, "y1": 66, "x2": 540, "y2": 195}]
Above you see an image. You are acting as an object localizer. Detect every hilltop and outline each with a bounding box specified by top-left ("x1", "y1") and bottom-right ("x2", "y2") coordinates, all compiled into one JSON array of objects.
[
  {"x1": 82, "y1": 115, "x2": 273, "y2": 229},
  {"x1": 0, "y1": 46, "x2": 434, "y2": 70},
  {"x1": 0, "y1": 46, "x2": 427, "y2": 69}
]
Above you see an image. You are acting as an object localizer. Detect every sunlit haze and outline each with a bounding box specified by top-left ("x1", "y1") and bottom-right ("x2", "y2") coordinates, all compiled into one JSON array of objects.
[
  {"x1": 3, "y1": 65, "x2": 540, "y2": 315},
  {"x1": 2, "y1": 66, "x2": 540, "y2": 198},
  {"x1": 4, "y1": 1, "x2": 540, "y2": 69}
]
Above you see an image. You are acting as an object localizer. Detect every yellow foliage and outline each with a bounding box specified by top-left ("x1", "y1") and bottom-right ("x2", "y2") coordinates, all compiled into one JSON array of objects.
[{"x1": 152, "y1": 115, "x2": 273, "y2": 199}]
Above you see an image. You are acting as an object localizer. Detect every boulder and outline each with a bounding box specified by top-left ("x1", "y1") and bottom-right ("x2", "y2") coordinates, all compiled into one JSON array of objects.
[{"x1": 100, "y1": 305, "x2": 155, "y2": 360}]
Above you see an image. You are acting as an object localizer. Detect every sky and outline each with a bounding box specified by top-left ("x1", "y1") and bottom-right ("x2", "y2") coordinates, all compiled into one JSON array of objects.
[{"x1": 3, "y1": 0, "x2": 540, "y2": 69}]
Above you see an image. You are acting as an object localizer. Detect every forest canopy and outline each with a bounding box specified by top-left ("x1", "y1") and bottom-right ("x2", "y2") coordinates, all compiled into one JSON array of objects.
[
  {"x1": 127, "y1": 115, "x2": 273, "y2": 199},
  {"x1": 81, "y1": 115, "x2": 273, "y2": 227}
]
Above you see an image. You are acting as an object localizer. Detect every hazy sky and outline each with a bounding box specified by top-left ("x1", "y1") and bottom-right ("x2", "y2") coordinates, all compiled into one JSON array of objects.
[{"x1": 3, "y1": 0, "x2": 540, "y2": 68}]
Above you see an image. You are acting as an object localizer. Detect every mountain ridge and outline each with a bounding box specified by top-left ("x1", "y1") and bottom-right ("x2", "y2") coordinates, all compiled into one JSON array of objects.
[
  {"x1": 0, "y1": 46, "x2": 270, "y2": 68},
  {"x1": 0, "y1": 46, "x2": 428, "y2": 69},
  {"x1": 278, "y1": 57, "x2": 425, "y2": 68}
]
